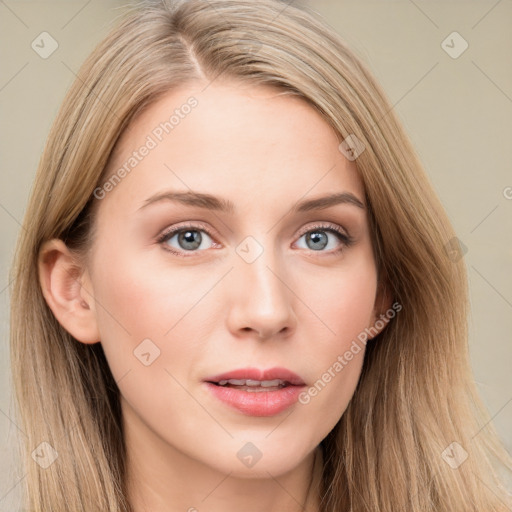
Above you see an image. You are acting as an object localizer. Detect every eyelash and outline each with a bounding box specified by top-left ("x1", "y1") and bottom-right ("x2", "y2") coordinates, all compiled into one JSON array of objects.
[{"x1": 156, "y1": 222, "x2": 354, "y2": 258}]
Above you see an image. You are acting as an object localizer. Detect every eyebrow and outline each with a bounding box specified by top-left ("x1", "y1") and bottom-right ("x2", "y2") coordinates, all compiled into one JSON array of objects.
[{"x1": 138, "y1": 190, "x2": 365, "y2": 213}]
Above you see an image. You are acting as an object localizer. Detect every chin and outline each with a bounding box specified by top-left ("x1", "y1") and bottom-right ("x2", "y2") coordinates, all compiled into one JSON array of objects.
[{"x1": 201, "y1": 437, "x2": 314, "y2": 479}]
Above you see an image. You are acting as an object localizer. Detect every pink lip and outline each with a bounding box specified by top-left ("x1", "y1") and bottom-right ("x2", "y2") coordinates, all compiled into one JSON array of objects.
[{"x1": 203, "y1": 367, "x2": 306, "y2": 417}]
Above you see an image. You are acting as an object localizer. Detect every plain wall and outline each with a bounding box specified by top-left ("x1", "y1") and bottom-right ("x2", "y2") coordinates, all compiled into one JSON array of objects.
[{"x1": 1, "y1": 1, "x2": 511, "y2": 509}]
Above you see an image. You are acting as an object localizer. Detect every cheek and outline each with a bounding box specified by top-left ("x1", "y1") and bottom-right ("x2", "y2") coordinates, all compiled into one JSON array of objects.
[
  {"x1": 89, "y1": 249, "x2": 218, "y2": 436},
  {"x1": 305, "y1": 247, "x2": 378, "y2": 343},
  {"x1": 88, "y1": 244, "x2": 209, "y2": 381},
  {"x1": 294, "y1": 252, "x2": 377, "y2": 435}
]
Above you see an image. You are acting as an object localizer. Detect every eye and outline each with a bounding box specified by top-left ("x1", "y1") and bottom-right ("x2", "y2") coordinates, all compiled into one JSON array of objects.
[
  {"x1": 294, "y1": 223, "x2": 353, "y2": 254},
  {"x1": 157, "y1": 223, "x2": 217, "y2": 256}
]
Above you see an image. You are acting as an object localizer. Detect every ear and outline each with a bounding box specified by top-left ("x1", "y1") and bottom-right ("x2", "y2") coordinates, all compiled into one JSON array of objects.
[
  {"x1": 368, "y1": 279, "x2": 395, "y2": 340},
  {"x1": 38, "y1": 239, "x2": 100, "y2": 344}
]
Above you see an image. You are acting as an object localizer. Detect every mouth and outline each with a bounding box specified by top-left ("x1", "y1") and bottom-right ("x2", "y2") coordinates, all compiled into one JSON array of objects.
[{"x1": 203, "y1": 367, "x2": 306, "y2": 417}]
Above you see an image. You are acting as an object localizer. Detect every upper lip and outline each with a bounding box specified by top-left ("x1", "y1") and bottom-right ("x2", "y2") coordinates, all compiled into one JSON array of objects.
[{"x1": 204, "y1": 367, "x2": 306, "y2": 386}]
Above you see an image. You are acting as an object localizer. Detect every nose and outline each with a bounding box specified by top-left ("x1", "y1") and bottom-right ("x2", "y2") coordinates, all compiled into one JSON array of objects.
[{"x1": 225, "y1": 245, "x2": 297, "y2": 340}]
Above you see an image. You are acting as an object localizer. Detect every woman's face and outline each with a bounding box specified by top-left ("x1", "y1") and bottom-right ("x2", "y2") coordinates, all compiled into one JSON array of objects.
[{"x1": 82, "y1": 81, "x2": 383, "y2": 477}]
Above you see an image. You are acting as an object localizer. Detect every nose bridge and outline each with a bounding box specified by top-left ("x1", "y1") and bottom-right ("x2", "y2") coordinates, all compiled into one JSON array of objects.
[{"x1": 226, "y1": 234, "x2": 296, "y2": 338}]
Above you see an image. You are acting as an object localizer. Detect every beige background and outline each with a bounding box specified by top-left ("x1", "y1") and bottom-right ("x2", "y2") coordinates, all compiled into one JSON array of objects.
[{"x1": 1, "y1": 1, "x2": 511, "y2": 509}]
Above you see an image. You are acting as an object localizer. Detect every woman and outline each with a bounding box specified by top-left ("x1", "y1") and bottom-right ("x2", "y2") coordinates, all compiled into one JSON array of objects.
[{"x1": 9, "y1": 0, "x2": 512, "y2": 510}]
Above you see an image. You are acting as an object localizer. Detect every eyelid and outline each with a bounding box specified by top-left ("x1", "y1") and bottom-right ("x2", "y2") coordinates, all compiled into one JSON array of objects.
[
  {"x1": 157, "y1": 221, "x2": 219, "y2": 242},
  {"x1": 295, "y1": 222, "x2": 350, "y2": 240}
]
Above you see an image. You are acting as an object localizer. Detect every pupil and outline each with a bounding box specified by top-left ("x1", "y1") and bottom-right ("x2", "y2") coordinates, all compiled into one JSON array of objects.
[
  {"x1": 179, "y1": 230, "x2": 201, "y2": 250},
  {"x1": 307, "y1": 231, "x2": 327, "y2": 250}
]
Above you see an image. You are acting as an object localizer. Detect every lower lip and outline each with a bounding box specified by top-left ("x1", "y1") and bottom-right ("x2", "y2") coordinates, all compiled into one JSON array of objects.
[{"x1": 203, "y1": 382, "x2": 305, "y2": 417}]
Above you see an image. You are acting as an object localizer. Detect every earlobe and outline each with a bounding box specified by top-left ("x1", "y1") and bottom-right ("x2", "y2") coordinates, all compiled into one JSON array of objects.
[{"x1": 38, "y1": 239, "x2": 100, "y2": 344}]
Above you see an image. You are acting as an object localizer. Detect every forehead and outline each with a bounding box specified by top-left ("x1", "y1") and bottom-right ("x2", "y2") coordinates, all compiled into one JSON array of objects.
[{"x1": 101, "y1": 80, "x2": 365, "y2": 213}]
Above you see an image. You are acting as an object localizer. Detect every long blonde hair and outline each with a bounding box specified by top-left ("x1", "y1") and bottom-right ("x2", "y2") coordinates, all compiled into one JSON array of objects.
[{"x1": 9, "y1": 0, "x2": 512, "y2": 510}]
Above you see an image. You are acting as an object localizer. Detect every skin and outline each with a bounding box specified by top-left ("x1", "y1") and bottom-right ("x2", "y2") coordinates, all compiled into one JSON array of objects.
[{"x1": 39, "y1": 80, "x2": 390, "y2": 512}]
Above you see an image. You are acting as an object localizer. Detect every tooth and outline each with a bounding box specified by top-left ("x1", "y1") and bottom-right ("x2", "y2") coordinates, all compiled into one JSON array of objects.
[
  {"x1": 216, "y1": 378, "x2": 286, "y2": 388},
  {"x1": 260, "y1": 379, "x2": 283, "y2": 387}
]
